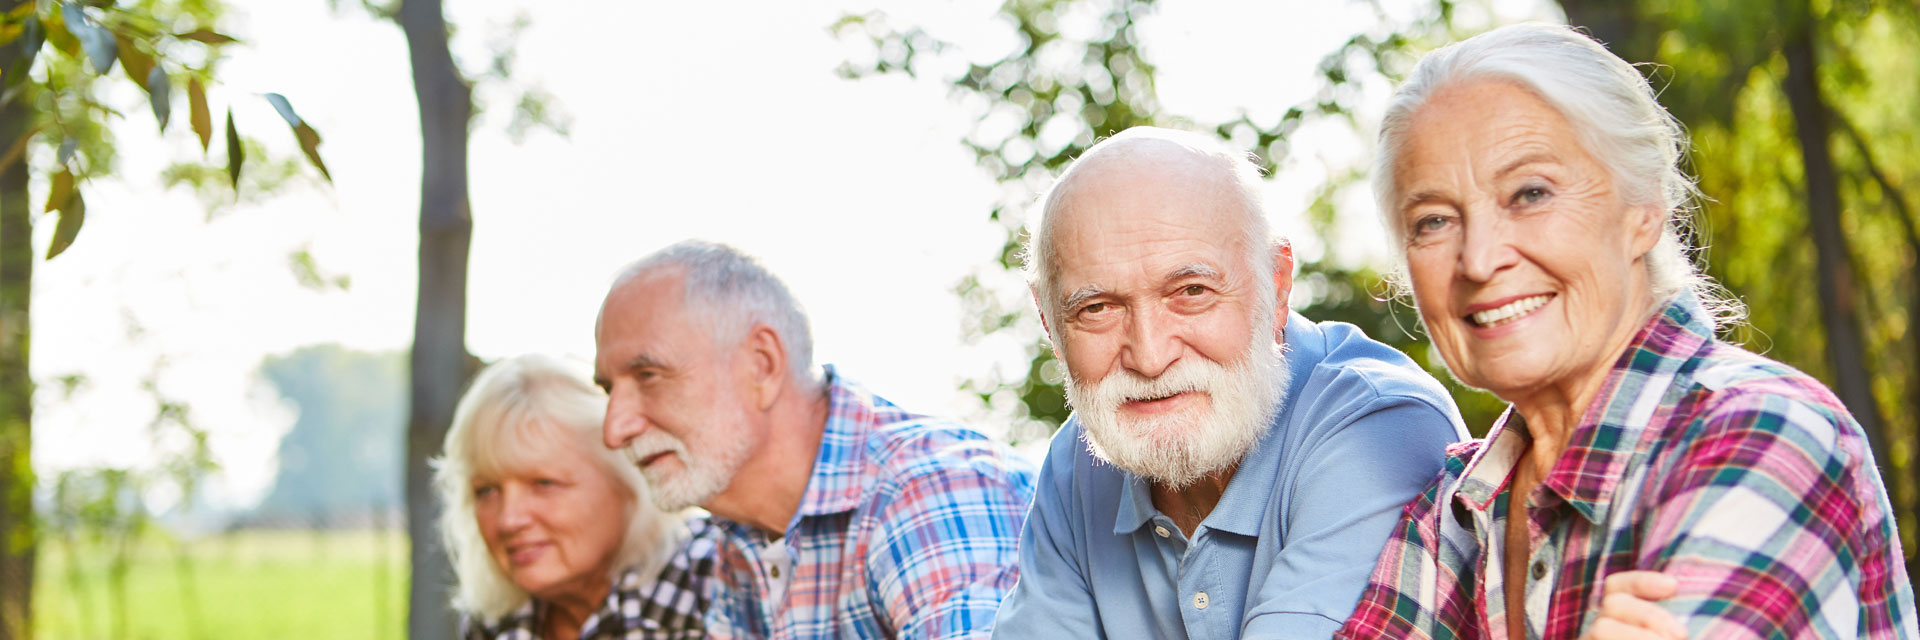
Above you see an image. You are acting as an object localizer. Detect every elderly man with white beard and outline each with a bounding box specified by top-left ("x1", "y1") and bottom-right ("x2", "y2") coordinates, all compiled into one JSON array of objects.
[{"x1": 990, "y1": 126, "x2": 1468, "y2": 640}]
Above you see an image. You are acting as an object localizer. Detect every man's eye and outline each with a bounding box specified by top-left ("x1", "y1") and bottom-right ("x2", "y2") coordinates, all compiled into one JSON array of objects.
[
  {"x1": 1081, "y1": 302, "x2": 1108, "y2": 315},
  {"x1": 1182, "y1": 285, "x2": 1206, "y2": 296}
]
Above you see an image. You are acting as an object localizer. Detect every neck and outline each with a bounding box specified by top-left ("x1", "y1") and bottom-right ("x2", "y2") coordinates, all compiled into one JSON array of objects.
[
  {"x1": 1150, "y1": 463, "x2": 1238, "y2": 537},
  {"x1": 707, "y1": 384, "x2": 832, "y2": 537},
  {"x1": 1506, "y1": 295, "x2": 1662, "y2": 479},
  {"x1": 540, "y1": 576, "x2": 611, "y2": 640}
]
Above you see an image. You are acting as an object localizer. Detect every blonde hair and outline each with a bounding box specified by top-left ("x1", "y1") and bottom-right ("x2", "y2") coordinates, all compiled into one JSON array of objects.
[{"x1": 431, "y1": 354, "x2": 687, "y2": 621}]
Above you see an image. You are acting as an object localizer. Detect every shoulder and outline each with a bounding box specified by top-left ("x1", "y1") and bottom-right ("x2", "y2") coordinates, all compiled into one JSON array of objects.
[
  {"x1": 852, "y1": 399, "x2": 1038, "y2": 518},
  {"x1": 1666, "y1": 342, "x2": 1862, "y2": 466},
  {"x1": 1293, "y1": 319, "x2": 1464, "y2": 435}
]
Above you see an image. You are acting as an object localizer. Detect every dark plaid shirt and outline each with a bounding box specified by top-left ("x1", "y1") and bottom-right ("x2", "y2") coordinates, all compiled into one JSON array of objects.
[
  {"x1": 463, "y1": 517, "x2": 721, "y2": 640},
  {"x1": 1339, "y1": 294, "x2": 1918, "y2": 639}
]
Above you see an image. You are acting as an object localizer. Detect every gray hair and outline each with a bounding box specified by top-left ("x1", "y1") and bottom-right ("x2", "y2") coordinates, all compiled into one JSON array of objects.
[
  {"x1": 611, "y1": 240, "x2": 818, "y2": 389},
  {"x1": 432, "y1": 354, "x2": 686, "y2": 621},
  {"x1": 1373, "y1": 22, "x2": 1743, "y2": 326},
  {"x1": 1025, "y1": 126, "x2": 1281, "y2": 339}
]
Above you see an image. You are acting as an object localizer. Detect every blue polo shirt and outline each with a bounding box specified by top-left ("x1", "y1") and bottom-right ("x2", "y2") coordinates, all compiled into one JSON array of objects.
[{"x1": 991, "y1": 311, "x2": 1467, "y2": 639}]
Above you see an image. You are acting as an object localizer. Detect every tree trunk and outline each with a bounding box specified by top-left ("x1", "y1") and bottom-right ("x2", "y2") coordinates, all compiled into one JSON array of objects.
[
  {"x1": 1779, "y1": 22, "x2": 1893, "y2": 474},
  {"x1": 0, "y1": 0, "x2": 36, "y2": 634},
  {"x1": 398, "y1": 0, "x2": 472, "y2": 637},
  {"x1": 1556, "y1": 0, "x2": 1654, "y2": 63}
]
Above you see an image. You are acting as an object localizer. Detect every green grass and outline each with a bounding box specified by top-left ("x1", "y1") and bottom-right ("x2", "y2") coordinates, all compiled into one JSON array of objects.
[{"x1": 34, "y1": 529, "x2": 409, "y2": 640}]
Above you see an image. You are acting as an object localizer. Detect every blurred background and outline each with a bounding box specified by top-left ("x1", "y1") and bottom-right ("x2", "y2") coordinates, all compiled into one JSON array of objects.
[{"x1": 3, "y1": 0, "x2": 1915, "y2": 637}]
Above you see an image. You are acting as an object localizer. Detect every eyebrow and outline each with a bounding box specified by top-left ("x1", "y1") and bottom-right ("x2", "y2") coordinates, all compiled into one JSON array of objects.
[
  {"x1": 1494, "y1": 152, "x2": 1555, "y2": 180},
  {"x1": 594, "y1": 353, "x2": 667, "y2": 388},
  {"x1": 1167, "y1": 263, "x2": 1220, "y2": 281},
  {"x1": 1061, "y1": 285, "x2": 1107, "y2": 311}
]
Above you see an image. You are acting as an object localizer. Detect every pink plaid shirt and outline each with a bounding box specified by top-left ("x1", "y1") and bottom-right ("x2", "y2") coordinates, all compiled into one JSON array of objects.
[{"x1": 1339, "y1": 295, "x2": 1917, "y2": 639}]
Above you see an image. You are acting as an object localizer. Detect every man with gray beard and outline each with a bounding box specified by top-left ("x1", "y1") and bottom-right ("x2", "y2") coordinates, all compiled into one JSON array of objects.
[{"x1": 991, "y1": 127, "x2": 1468, "y2": 639}]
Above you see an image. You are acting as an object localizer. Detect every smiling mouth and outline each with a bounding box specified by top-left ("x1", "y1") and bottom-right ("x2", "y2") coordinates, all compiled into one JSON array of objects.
[
  {"x1": 1125, "y1": 390, "x2": 1192, "y2": 405},
  {"x1": 638, "y1": 450, "x2": 672, "y2": 468},
  {"x1": 1467, "y1": 294, "x2": 1554, "y2": 328}
]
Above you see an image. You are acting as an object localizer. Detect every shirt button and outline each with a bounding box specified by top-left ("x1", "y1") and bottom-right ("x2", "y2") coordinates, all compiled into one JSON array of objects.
[
  {"x1": 770, "y1": 565, "x2": 782, "y2": 579},
  {"x1": 1193, "y1": 592, "x2": 1209, "y2": 610},
  {"x1": 1154, "y1": 525, "x2": 1171, "y2": 538},
  {"x1": 1530, "y1": 560, "x2": 1548, "y2": 580}
]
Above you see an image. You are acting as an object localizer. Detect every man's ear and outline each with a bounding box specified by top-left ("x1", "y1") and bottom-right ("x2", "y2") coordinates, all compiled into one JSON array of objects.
[
  {"x1": 741, "y1": 325, "x2": 788, "y2": 411},
  {"x1": 1272, "y1": 241, "x2": 1295, "y2": 330}
]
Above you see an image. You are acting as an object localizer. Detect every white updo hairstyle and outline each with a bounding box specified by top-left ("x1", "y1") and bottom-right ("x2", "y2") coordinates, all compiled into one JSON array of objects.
[{"x1": 1372, "y1": 22, "x2": 1742, "y2": 326}]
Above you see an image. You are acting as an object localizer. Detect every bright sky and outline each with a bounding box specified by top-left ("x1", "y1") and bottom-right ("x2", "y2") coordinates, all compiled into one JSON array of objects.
[{"x1": 31, "y1": 0, "x2": 1555, "y2": 512}]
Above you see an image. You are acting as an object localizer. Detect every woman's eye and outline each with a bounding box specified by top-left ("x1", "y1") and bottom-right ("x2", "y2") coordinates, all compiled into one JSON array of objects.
[
  {"x1": 472, "y1": 484, "x2": 498, "y2": 499},
  {"x1": 1513, "y1": 186, "x2": 1549, "y2": 206},
  {"x1": 1412, "y1": 215, "x2": 1450, "y2": 236}
]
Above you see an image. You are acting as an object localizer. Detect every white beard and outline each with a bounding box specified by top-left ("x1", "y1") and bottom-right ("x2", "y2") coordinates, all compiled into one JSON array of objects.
[
  {"x1": 1067, "y1": 338, "x2": 1289, "y2": 490},
  {"x1": 620, "y1": 412, "x2": 756, "y2": 511}
]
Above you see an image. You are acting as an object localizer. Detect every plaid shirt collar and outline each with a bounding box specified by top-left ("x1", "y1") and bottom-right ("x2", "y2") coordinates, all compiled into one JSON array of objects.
[
  {"x1": 1456, "y1": 294, "x2": 1716, "y2": 525},
  {"x1": 788, "y1": 365, "x2": 872, "y2": 524}
]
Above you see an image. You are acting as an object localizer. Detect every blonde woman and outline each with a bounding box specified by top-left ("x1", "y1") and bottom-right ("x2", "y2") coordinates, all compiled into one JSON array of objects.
[{"x1": 436, "y1": 354, "x2": 718, "y2": 639}]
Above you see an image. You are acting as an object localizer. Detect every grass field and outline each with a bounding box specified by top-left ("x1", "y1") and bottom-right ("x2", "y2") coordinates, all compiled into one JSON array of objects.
[{"x1": 33, "y1": 528, "x2": 409, "y2": 640}]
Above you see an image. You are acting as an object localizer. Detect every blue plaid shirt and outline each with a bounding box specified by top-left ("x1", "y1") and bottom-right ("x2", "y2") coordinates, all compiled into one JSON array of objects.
[{"x1": 703, "y1": 366, "x2": 1037, "y2": 640}]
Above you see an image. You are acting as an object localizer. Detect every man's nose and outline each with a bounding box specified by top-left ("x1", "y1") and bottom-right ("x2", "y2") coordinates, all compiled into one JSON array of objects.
[
  {"x1": 1120, "y1": 306, "x2": 1181, "y2": 379},
  {"x1": 603, "y1": 382, "x2": 650, "y2": 450}
]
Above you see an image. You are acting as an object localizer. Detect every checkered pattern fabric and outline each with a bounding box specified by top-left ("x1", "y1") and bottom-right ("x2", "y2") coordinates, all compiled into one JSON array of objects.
[
  {"x1": 703, "y1": 366, "x2": 1036, "y2": 640},
  {"x1": 461, "y1": 517, "x2": 721, "y2": 639},
  {"x1": 1338, "y1": 295, "x2": 1918, "y2": 639}
]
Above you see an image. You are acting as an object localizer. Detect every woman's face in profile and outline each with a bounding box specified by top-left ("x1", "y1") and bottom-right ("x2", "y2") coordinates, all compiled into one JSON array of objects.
[
  {"x1": 471, "y1": 425, "x2": 633, "y2": 601},
  {"x1": 1390, "y1": 79, "x2": 1663, "y2": 403}
]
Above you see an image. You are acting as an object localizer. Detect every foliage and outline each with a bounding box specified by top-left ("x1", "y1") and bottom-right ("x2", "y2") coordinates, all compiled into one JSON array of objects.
[
  {"x1": 0, "y1": 0, "x2": 334, "y2": 256},
  {"x1": 835, "y1": 0, "x2": 1510, "y2": 441}
]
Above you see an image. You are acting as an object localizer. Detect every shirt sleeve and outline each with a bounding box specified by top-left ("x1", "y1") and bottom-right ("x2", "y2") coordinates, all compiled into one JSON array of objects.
[
  {"x1": 990, "y1": 423, "x2": 1103, "y2": 640},
  {"x1": 1637, "y1": 390, "x2": 1896, "y2": 639},
  {"x1": 1244, "y1": 395, "x2": 1462, "y2": 638},
  {"x1": 866, "y1": 440, "x2": 1037, "y2": 640}
]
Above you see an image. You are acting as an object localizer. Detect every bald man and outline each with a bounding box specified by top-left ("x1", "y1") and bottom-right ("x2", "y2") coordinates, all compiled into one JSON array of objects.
[{"x1": 991, "y1": 127, "x2": 1467, "y2": 639}]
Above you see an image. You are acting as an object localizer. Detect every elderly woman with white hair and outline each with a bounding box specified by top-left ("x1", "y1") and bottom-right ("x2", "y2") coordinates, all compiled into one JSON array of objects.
[
  {"x1": 436, "y1": 354, "x2": 718, "y2": 639},
  {"x1": 1337, "y1": 23, "x2": 1916, "y2": 639}
]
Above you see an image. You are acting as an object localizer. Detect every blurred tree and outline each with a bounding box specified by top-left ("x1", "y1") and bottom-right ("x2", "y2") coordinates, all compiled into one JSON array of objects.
[
  {"x1": 0, "y1": 2, "x2": 329, "y2": 636},
  {"x1": 251, "y1": 345, "x2": 406, "y2": 524},
  {"x1": 1559, "y1": 0, "x2": 1920, "y2": 589},
  {"x1": 324, "y1": 1, "x2": 567, "y2": 634},
  {"x1": 835, "y1": 0, "x2": 1507, "y2": 443}
]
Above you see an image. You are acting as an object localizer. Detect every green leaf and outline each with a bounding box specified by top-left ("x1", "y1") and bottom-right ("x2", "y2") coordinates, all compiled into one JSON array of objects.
[
  {"x1": 263, "y1": 92, "x2": 300, "y2": 126},
  {"x1": 46, "y1": 189, "x2": 84, "y2": 260},
  {"x1": 224, "y1": 108, "x2": 242, "y2": 190},
  {"x1": 44, "y1": 170, "x2": 71, "y2": 213},
  {"x1": 293, "y1": 122, "x2": 331, "y2": 182},
  {"x1": 264, "y1": 93, "x2": 331, "y2": 182},
  {"x1": 188, "y1": 77, "x2": 210, "y2": 153},
  {"x1": 174, "y1": 29, "x2": 237, "y2": 45},
  {"x1": 146, "y1": 64, "x2": 168, "y2": 131},
  {"x1": 56, "y1": 136, "x2": 76, "y2": 166},
  {"x1": 60, "y1": 3, "x2": 115, "y2": 74},
  {"x1": 116, "y1": 34, "x2": 151, "y2": 86}
]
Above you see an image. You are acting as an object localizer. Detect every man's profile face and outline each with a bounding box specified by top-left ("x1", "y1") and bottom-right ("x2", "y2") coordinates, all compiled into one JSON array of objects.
[
  {"x1": 1045, "y1": 146, "x2": 1285, "y2": 488},
  {"x1": 594, "y1": 270, "x2": 758, "y2": 511}
]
